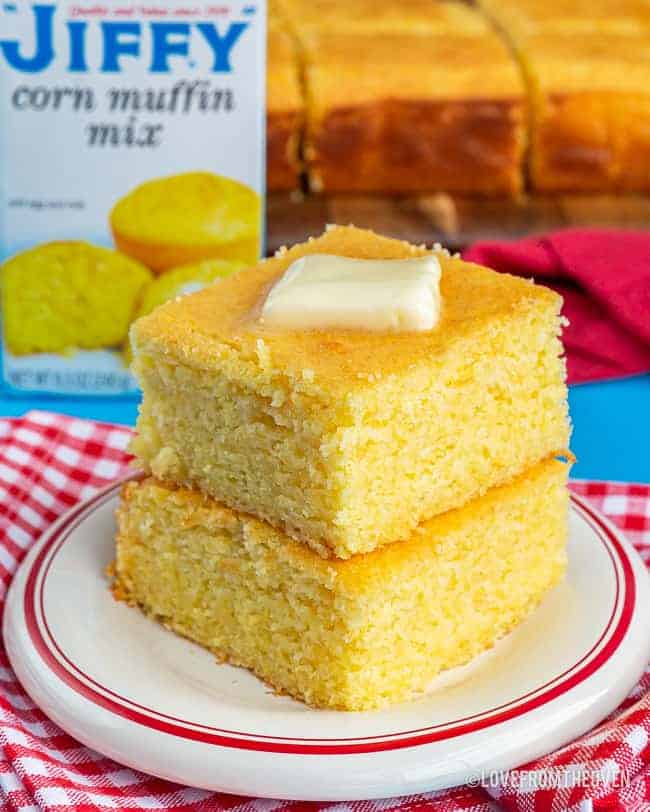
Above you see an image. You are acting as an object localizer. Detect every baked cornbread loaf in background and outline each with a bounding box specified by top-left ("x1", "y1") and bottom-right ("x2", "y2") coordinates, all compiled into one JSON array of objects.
[
  {"x1": 265, "y1": 0, "x2": 650, "y2": 197},
  {"x1": 267, "y1": 18, "x2": 303, "y2": 191},
  {"x1": 114, "y1": 457, "x2": 569, "y2": 711},
  {"x1": 280, "y1": 0, "x2": 488, "y2": 36},
  {"x1": 1, "y1": 242, "x2": 151, "y2": 356},
  {"x1": 479, "y1": 0, "x2": 650, "y2": 192},
  {"x1": 478, "y1": 0, "x2": 650, "y2": 37},
  {"x1": 110, "y1": 173, "x2": 261, "y2": 273},
  {"x1": 130, "y1": 225, "x2": 569, "y2": 559},
  {"x1": 276, "y1": 0, "x2": 525, "y2": 195}
]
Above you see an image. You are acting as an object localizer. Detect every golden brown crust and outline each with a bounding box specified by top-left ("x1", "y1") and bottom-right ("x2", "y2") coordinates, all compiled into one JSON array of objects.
[
  {"x1": 478, "y1": 0, "x2": 650, "y2": 37},
  {"x1": 279, "y1": 0, "x2": 492, "y2": 37},
  {"x1": 305, "y1": 32, "x2": 524, "y2": 109},
  {"x1": 307, "y1": 98, "x2": 525, "y2": 195},
  {"x1": 132, "y1": 225, "x2": 561, "y2": 395},
  {"x1": 479, "y1": 0, "x2": 650, "y2": 192},
  {"x1": 297, "y1": 24, "x2": 526, "y2": 195},
  {"x1": 267, "y1": 25, "x2": 301, "y2": 112},
  {"x1": 532, "y1": 91, "x2": 650, "y2": 192},
  {"x1": 526, "y1": 30, "x2": 650, "y2": 192}
]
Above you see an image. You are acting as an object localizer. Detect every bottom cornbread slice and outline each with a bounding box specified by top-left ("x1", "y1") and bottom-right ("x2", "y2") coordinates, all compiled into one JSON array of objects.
[{"x1": 114, "y1": 458, "x2": 569, "y2": 711}]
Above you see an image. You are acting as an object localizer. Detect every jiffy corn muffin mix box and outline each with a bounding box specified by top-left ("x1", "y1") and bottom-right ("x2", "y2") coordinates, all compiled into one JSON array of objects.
[{"x1": 0, "y1": 1, "x2": 265, "y2": 395}]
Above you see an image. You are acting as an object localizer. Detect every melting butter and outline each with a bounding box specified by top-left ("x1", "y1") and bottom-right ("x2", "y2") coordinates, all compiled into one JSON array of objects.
[{"x1": 260, "y1": 253, "x2": 442, "y2": 331}]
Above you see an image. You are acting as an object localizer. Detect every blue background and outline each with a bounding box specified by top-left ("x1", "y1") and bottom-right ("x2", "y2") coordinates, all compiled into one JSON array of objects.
[{"x1": 1, "y1": 374, "x2": 648, "y2": 483}]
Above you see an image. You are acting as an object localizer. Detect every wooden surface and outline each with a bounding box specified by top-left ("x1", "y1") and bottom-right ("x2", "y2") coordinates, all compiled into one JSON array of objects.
[{"x1": 266, "y1": 193, "x2": 650, "y2": 253}]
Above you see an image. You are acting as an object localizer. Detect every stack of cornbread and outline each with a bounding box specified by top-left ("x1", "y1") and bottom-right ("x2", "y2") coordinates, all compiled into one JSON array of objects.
[{"x1": 114, "y1": 225, "x2": 571, "y2": 711}]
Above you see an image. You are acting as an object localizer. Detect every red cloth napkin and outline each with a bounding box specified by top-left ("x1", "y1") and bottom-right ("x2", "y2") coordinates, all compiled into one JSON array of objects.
[
  {"x1": 463, "y1": 228, "x2": 650, "y2": 385},
  {"x1": 2, "y1": 411, "x2": 650, "y2": 812}
]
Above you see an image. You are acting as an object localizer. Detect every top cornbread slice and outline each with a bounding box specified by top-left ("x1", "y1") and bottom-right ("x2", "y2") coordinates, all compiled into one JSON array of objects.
[{"x1": 130, "y1": 226, "x2": 569, "y2": 559}]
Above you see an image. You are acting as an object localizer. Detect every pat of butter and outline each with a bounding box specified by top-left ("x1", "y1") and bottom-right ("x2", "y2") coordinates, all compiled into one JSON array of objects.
[{"x1": 260, "y1": 254, "x2": 442, "y2": 331}]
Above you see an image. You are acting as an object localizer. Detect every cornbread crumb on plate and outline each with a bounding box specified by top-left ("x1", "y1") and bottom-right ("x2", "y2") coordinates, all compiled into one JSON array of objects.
[
  {"x1": 114, "y1": 457, "x2": 569, "y2": 711},
  {"x1": 130, "y1": 225, "x2": 569, "y2": 559}
]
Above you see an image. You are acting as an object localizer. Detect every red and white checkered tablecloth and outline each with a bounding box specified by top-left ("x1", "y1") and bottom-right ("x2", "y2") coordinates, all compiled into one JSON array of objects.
[{"x1": 0, "y1": 411, "x2": 649, "y2": 812}]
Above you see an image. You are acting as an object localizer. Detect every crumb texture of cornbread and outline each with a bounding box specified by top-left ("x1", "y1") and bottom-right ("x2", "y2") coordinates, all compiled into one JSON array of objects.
[
  {"x1": 114, "y1": 458, "x2": 569, "y2": 711},
  {"x1": 131, "y1": 226, "x2": 569, "y2": 559},
  {"x1": 1, "y1": 241, "x2": 151, "y2": 356}
]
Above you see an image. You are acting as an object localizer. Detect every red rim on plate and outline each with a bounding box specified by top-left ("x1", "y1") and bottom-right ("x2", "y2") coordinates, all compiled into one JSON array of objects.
[{"x1": 23, "y1": 477, "x2": 635, "y2": 755}]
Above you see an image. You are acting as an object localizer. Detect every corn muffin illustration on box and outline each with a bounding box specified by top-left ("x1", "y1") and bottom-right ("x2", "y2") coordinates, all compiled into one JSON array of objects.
[
  {"x1": 133, "y1": 259, "x2": 247, "y2": 321},
  {"x1": 2, "y1": 242, "x2": 151, "y2": 357},
  {"x1": 110, "y1": 174, "x2": 261, "y2": 274},
  {"x1": 123, "y1": 258, "x2": 246, "y2": 364},
  {"x1": 0, "y1": 1, "x2": 265, "y2": 395}
]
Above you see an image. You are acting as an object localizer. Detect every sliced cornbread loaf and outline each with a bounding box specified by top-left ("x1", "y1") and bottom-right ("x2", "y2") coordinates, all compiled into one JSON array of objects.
[
  {"x1": 278, "y1": 0, "x2": 525, "y2": 195},
  {"x1": 130, "y1": 225, "x2": 569, "y2": 559},
  {"x1": 480, "y1": 0, "x2": 650, "y2": 191},
  {"x1": 114, "y1": 457, "x2": 569, "y2": 711},
  {"x1": 278, "y1": 0, "x2": 489, "y2": 38},
  {"x1": 479, "y1": 0, "x2": 650, "y2": 38}
]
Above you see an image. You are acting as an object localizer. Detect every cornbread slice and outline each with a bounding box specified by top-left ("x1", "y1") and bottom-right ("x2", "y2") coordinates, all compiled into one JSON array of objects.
[
  {"x1": 130, "y1": 226, "x2": 569, "y2": 559},
  {"x1": 267, "y1": 20, "x2": 303, "y2": 191},
  {"x1": 114, "y1": 458, "x2": 569, "y2": 711},
  {"x1": 480, "y1": 0, "x2": 650, "y2": 191},
  {"x1": 280, "y1": 0, "x2": 525, "y2": 195}
]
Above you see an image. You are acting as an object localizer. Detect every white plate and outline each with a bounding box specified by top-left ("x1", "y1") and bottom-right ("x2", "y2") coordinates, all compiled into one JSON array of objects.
[{"x1": 4, "y1": 477, "x2": 650, "y2": 801}]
